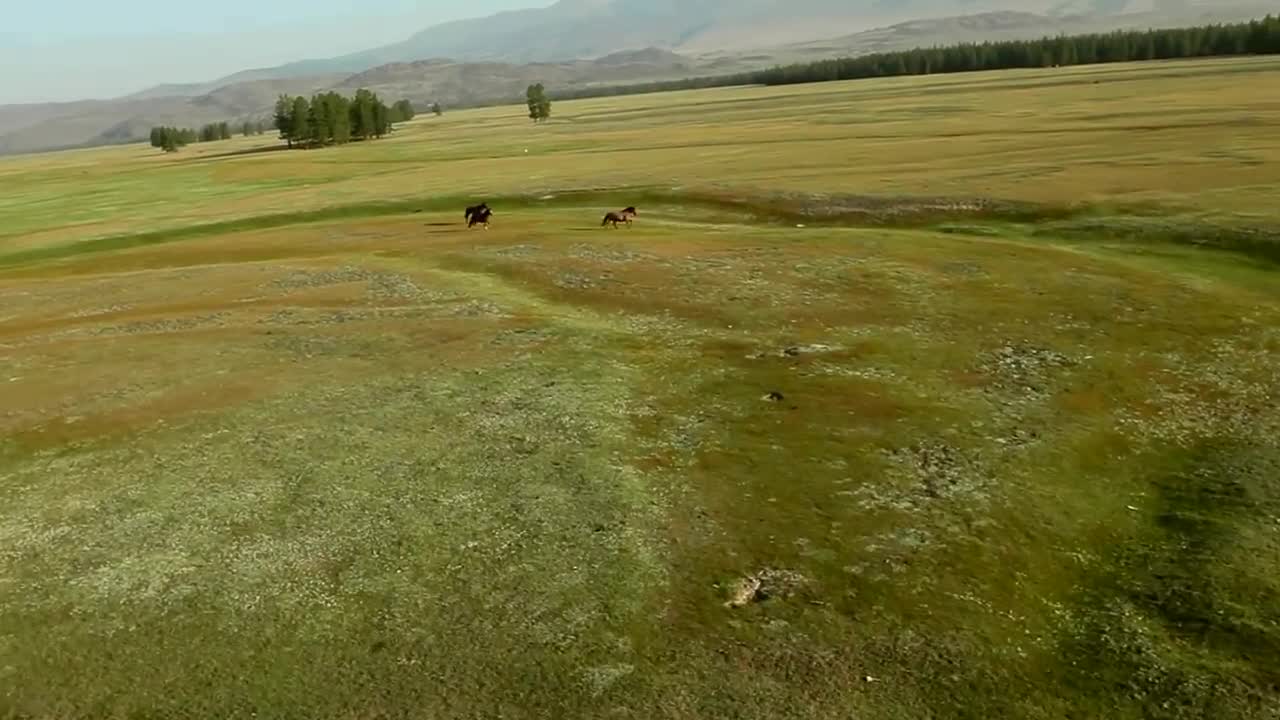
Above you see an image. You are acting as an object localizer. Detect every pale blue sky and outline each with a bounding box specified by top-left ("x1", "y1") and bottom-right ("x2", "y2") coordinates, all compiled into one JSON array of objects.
[{"x1": 3, "y1": 0, "x2": 542, "y2": 104}]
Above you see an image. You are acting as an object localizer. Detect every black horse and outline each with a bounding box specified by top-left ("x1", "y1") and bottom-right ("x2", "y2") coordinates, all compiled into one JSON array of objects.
[
  {"x1": 465, "y1": 203, "x2": 493, "y2": 229},
  {"x1": 601, "y1": 206, "x2": 637, "y2": 228}
]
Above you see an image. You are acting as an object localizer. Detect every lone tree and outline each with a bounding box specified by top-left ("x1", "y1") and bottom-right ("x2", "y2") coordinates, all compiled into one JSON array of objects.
[
  {"x1": 526, "y1": 83, "x2": 551, "y2": 123},
  {"x1": 431, "y1": 102, "x2": 443, "y2": 117}
]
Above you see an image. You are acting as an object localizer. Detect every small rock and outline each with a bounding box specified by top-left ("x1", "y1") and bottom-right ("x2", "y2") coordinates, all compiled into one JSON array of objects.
[
  {"x1": 764, "y1": 391, "x2": 785, "y2": 402},
  {"x1": 724, "y1": 568, "x2": 809, "y2": 608},
  {"x1": 779, "y1": 344, "x2": 835, "y2": 358},
  {"x1": 725, "y1": 576, "x2": 764, "y2": 609}
]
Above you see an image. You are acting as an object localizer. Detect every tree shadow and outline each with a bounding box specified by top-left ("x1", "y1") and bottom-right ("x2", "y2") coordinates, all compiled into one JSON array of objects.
[{"x1": 195, "y1": 144, "x2": 294, "y2": 162}]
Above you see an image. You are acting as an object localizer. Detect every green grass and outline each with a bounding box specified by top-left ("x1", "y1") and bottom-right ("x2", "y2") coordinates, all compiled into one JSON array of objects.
[{"x1": 1, "y1": 57, "x2": 1279, "y2": 719}]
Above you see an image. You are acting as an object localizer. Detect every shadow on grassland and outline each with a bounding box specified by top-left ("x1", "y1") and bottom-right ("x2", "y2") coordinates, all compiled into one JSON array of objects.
[{"x1": 1058, "y1": 439, "x2": 1280, "y2": 719}]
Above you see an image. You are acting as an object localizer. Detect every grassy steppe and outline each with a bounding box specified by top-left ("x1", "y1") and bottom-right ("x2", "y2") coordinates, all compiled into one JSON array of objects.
[{"x1": 2, "y1": 57, "x2": 1279, "y2": 719}]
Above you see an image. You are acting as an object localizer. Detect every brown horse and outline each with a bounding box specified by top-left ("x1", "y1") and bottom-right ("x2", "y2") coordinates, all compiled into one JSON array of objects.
[{"x1": 601, "y1": 206, "x2": 637, "y2": 228}]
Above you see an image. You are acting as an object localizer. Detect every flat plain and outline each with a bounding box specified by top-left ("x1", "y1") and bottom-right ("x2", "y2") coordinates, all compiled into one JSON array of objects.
[{"x1": 2, "y1": 56, "x2": 1279, "y2": 719}]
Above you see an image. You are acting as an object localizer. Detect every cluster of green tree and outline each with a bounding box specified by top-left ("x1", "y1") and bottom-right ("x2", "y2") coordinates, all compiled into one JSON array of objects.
[
  {"x1": 240, "y1": 120, "x2": 271, "y2": 137},
  {"x1": 199, "y1": 122, "x2": 233, "y2": 143},
  {"x1": 548, "y1": 15, "x2": 1280, "y2": 101},
  {"x1": 390, "y1": 100, "x2": 416, "y2": 123},
  {"x1": 149, "y1": 120, "x2": 267, "y2": 152},
  {"x1": 148, "y1": 126, "x2": 198, "y2": 152},
  {"x1": 526, "y1": 84, "x2": 552, "y2": 122},
  {"x1": 273, "y1": 90, "x2": 413, "y2": 148}
]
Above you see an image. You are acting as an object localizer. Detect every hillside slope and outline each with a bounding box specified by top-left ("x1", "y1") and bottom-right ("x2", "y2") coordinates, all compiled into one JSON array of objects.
[
  {"x1": 0, "y1": 51, "x2": 698, "y2": 156},
  {"x1": 0, "y1": 75, "x2": 347, "y2": 156},
  {"x1": 781, "y1": 3, "x2": 1274, "y2": 56},
  {"x1": 1, "y1": 0, "x2": 1272, "y2": 155},
  {"x1": 266, "y1": 0, "x2": 1265, "y2": 76}
]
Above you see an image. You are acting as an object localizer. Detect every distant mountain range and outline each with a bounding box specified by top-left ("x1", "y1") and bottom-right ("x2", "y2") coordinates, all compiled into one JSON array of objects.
[
  {"x1": 0, "y1": 0, "x2": 1271, "y2": 156},
  {"x1": 227, "y1": 0, "x2": 1270, "y2": 80}
]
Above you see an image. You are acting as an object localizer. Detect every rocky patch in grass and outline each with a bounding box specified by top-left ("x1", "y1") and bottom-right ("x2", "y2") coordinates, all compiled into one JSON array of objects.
[
  {"x1": 68, "y1": 304, "x2": 133, "y2": 319},
  {"x1": 747, "y1": 343, "x2": 840, "y2": 360},
  {"x1": 89, "y1": 312, "x2": 231, "y2": 337},
  {"x1": 882, "y1": 441, "x2": 992, "y2": 503},
  {"x1": 489, "y1": 244, "x2": 541, "y2": 258},
  {"x1": 554, "y1": 271, "x2": 607, "y2": 291},
  {"x1": 978, "y1": 342, "x2": 1080, "y2": 400},
  {"x1": 269, "y1": 266, "x2": 431, "y2": 301},
  {"x1": 1116, "y1": 340, "x2": 1279, "y2": 447},
  {"x1": 270, "y1": 266, "x2": 381, "y2": 290},
  {"x1": 568, "y1": 244, "x2": 657, "y2": 264},
  {"x1": 723, "y1": 568, "x2": 810, "y2": 609}
]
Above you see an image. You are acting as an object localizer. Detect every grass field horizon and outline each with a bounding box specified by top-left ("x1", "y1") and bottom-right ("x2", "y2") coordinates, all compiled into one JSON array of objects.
[{"x1": 2, "y1": 56, "x2": 1279, "y2": 718}]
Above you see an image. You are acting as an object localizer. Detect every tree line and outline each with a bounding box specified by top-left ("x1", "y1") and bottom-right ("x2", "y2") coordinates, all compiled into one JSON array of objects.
[
  {"x1": 199, "y1": 122, "x2": 233, "y2": 143},
  {"x1": 240, "y1": 120, "x2": 271, "y2": 137},
  {"x1": 147, "y1": 89, "x2": 414, "y2": 153},
  {"x1": 149, "y1": 127, "x2": 198, "y2": 152},
  {"x1": 149, "y1": 119, "x2": 272, "y2": 152},
  {"x1": 272, "y1": 91, "x2": 415, "y2": 148},
  {"x1": 547, "y1": 14, "x2": 1280, "y2": 100},
  {"x1": 752, "y1": 14, "x2": 1280, "y2": 85}
]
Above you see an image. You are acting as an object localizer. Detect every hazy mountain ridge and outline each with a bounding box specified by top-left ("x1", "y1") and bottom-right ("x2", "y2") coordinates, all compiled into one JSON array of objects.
[
  {"x1": 783, "y1": 3, "x2": 1272, "y2": 55},
  {"x1": 0, "y1": 75, "x2": 348, "y2": 156},
  {"x1": 0, "y1": 0, "x2": 1270, "y2": 155},
  {"x1": 277, "y1": 0, "x2": 1264, "y2": 72}
]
